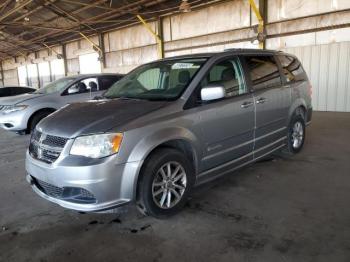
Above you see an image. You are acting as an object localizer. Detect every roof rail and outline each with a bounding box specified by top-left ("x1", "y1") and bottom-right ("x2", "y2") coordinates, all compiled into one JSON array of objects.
[{"x1": 224, "y1": 48, "x2": 278, "y2": 52}]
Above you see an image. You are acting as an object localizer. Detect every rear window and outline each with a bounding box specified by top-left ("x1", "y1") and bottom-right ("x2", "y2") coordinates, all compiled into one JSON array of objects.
[
  {"x1": 278, "y1": 55, "x2": 307, "y2": 82},
  {"x1": 245, "y1": 55, "x2": 282, "y2": 90}
]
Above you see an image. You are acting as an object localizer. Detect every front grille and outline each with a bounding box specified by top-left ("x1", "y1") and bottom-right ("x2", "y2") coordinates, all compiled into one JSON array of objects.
[
  {"x1": 29, "y1": 130, "x2": 68, "y2": 164},
  {"x1": 0, "y1": 105, "x2": 10, "y2": 111},
  {"x1": 32, "y1": 177, "x2": 96, "y2": 203},
  {"x1": 35, "y1": 178, "x2": 63, "y2": 198}
]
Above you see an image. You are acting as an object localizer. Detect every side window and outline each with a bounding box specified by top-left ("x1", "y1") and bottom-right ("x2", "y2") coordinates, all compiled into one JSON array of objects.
[
  {"x1": 67, "y1": 77, "x2": 98, "y2": 95},
  {"x1": 10, "y1": 88, "x2": 18, "y2": 95},
  {"x1": 15, "y1": 88, "x2": 23, "y2": 95},
  {"x1": 245, "y1": 55, "x2": 282, "y2": 90},
  {"x1": 278, "y1": 55, "x2": 306, "y2": 82},
  {"x1": 10, "y1": 86, "x2": 23, "y2": 96},
  {"x1": 99, "y1": 76, "x2": 120, "y2": 91},
  {"x1": 24, "y1": 87, "x2": 35, "y2": 93},
  {"x1": 0, "y1": 88, "x2": 10, "y2": 96},
  {"x1": 14, "y1": 87, "x2": 30, "y2": 95},
  {"x1": 199, "y1": 57, "x2": 247, "y2": 99}
]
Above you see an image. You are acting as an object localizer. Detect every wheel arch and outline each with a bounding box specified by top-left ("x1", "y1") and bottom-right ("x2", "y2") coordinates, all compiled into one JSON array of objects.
[
  {"x1": 287, "y1": 99, "x2": 307, "y2": 125},
  {"x1": 27, "y1": 107, "x2": 56, "y2": 131},
  {"x1": 127, "y1": 127, "x2": 201, "y2": 200}
]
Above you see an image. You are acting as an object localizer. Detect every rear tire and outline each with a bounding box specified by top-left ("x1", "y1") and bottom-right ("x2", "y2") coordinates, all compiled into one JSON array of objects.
[
  {"x1": 137, "y1": 148, "x2": 195, "y2": 218},
  {"x1": 286, "y1": 113, "x2": 306, "y2": 154},
  {"x1": 28, "y1": 111, "x2": 53, "y2": 133}
]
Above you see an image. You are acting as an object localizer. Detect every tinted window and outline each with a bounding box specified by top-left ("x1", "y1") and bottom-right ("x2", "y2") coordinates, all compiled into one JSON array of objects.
[
  {"x1": 10, "y1": 87, "x2": 20, "y2": 95},
  {"x1": 199, "y1": 57, "x2": 247, "y2": 99},
  {"x1": 11, "y1": 87, "x2": 26, "y2": 95},
  {"x1": 245, "y1": 55, "x2": 282, "y2": 90},
  {"x1": 67, "y1": 78, "x2": 98, "y2": 95},
  {"x1": 0, "y1": 88, "x2": 11, "y2": 97},
  {"x1": 23, "y1": 87, "x2": 35, "y2": 93},
  {"x1": 16, "y1": 87, "x2": 34, "y2": 94},
  {"x1": 278, "y1": 55, "x2": 306, "y2": 82},
  {"x1": 99, "y1": 76, "x2": 121, "y2": 90}
]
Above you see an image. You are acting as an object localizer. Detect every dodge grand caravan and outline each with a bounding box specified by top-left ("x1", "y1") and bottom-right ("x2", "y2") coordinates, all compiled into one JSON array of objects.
[
  {"x1": 26, "y1": 49, "x2": 312, "y2": 218},
  {"x1": 0, "y1": 74, "x2": 123, "y2": 134}
]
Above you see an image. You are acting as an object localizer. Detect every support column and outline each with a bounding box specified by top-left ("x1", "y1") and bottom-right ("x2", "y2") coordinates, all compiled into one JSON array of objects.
[
  {"x1": 62, "y1": 44, "x2": 68, "y2": 76},
  {"x1": 248, "y1": 0, "x2": 265, "y2": 49},
  {"x1": 36, "y1": 63, "x2": 41, "y2": 89},
  {"x1": 0, "y1": 61, "x2": 4, "y2": 87},
  {"x1": 136, "y1": 15, "x2": 164, "y2": 59},
  {"x1": 98, "y1": 33, "x2": 106, "y2": 69},
  {"x1": 157, "y1": 17, "x2": 165, "y2": 58},
  {"x1": 259, "y1": 0, "x2": 267, "y2": 49}
]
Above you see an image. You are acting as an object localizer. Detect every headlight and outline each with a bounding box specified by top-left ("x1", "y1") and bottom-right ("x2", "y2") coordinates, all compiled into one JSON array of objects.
[
  {"x1": 70, "y1": 133, "x2": 123, "y2": 158},
  {"x1": 3, "y1": 105, "x2": 28, "y2": 114}
]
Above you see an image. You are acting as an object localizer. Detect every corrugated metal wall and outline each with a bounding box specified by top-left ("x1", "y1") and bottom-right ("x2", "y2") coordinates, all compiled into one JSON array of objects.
[{"x1": 284, "y1": 42, "x2": 350, "y2": 112}]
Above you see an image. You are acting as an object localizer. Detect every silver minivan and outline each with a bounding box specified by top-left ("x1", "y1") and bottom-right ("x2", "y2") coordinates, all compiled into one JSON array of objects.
[
  {"x1": 0, "y1": 74, "x2": 123, "y2": 134},
  {"x1": 26, "y1": 49, "x2": 312, "y2": 218}
]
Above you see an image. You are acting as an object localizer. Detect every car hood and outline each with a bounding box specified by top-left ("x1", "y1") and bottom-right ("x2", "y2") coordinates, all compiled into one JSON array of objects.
[
  {"x1": 38, "y1": 99, "x2": 169, "y2": 138},
  {"x1": 0, "y1": 93, "x2": 44, "y2": 105}
]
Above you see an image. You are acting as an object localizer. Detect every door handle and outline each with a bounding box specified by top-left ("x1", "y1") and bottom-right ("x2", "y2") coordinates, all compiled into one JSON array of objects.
[
  {"x1": 256, "y1": 97, "x2": 267, "y2": 104},
  {"x1": 241, "y1": 101, "x2": 254, "y2": 108}
]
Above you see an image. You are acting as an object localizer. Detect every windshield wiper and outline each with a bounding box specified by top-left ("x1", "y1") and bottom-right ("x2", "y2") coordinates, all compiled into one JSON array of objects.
[
  {"x1": 118, "y1": 96, "x2": 142, "y2": 101},
  {"x1": 93, "y1": 95, "x2": 105, "y2": 100}
]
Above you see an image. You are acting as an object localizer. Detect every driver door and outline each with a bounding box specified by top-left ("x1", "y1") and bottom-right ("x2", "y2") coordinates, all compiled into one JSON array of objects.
[
  {"x1": 60, "y1": 77, "x2": 99, "y2": 106},
  {"x1": 196, "y1": 56, "x2": 255, "y2": 174}
]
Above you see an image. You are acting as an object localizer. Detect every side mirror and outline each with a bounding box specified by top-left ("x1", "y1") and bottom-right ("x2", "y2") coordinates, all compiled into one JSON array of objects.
[
  {"x1": 68, "y1": 85, "x2": 79, "y2": 94},
  {"x1": 201, "y1": 85, "x2": 225, "y2": 102}
]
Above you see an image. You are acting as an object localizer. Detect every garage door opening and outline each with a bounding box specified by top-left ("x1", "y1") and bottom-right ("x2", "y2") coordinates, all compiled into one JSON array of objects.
[{"x1": 79, "y1": 53, "x2": 101, "y2": 74}]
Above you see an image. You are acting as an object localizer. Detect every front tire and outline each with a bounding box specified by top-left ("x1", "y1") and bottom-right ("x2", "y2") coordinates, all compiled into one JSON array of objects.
[
  {"x1": 137, "y1": 148, "x2": 195, "y2": 218},
  {"x1": 28, "y1": 111, "x2": 53, "y2": 133}
]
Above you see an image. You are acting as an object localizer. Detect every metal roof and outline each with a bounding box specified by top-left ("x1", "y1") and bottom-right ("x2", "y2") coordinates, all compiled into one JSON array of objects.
[{"x1": 0, "y1": 0, "x2": 224, "y2": 60}]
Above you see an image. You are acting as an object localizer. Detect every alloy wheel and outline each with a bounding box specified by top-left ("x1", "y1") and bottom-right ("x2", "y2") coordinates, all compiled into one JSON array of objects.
[
  {"x1": 291, "y1": 121, "x2": 304, "y2": 149},
  {"x1": 152, "y1": 161, "x2": 187, "y2": 209}
]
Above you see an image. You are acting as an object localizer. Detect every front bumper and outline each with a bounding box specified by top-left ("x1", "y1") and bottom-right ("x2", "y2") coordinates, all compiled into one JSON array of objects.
[
  {"x1": 26, "y1": 151, "x2": 143, "y2": 212},
  {"x1": 0, "y1": 111, "x2": 28, "y2": 131}
]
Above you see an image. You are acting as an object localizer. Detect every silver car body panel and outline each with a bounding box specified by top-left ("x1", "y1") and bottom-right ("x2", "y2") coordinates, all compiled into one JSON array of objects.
[{"x1": 26, "y1": 50, "x2": 313, "y2": 212}]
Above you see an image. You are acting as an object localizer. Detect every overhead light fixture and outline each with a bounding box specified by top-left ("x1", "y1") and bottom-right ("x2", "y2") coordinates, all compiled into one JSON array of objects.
[{"x1": 179, "y1": 0, "x2": 191, "y2": 13}]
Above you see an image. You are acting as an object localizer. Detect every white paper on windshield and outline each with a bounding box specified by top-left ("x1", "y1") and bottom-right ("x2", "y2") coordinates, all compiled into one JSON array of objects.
[{"x1": 172, "y1": 63, "x2": 200, "y2": 69}]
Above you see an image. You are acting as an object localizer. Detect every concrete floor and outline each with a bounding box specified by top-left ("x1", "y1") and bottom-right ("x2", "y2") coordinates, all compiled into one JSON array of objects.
[{"x1": 0, "y1": 112, "x2": 349, "y2": 262}]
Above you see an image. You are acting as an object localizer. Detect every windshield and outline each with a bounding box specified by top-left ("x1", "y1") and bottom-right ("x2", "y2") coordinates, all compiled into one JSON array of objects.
[
  {"x1": 34, "y1": 77, "x2": 76, "y2": 94},
  {"x1": 104, "y1": 58, "x2": 207, "y2": 100}
]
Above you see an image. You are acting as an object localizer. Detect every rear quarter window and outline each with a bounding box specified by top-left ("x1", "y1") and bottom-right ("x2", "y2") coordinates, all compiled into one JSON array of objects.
[
  {"x1": 278, "y1": 55, "x2": 307, "y2": 82},
  {"x1": 244, "y1": 55, "x2": 282, "y2": 90}
]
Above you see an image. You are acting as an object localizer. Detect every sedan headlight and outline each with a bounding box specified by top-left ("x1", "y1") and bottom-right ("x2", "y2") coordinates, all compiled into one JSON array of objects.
[
  {"x1": 70, "y1": 133, "x2": 123, "y2": 158},
  {"x1": 3, "y1": 105, "x2": 28, "y2": 114}
]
